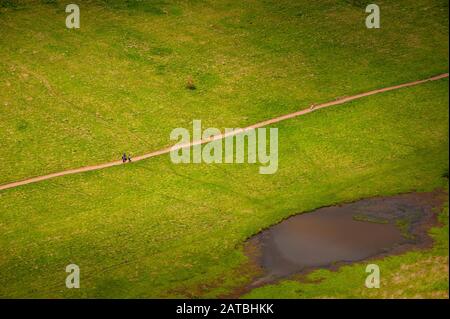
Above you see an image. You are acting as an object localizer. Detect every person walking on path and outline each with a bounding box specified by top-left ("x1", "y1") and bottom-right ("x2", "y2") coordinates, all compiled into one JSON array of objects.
[
  {"x1": 122, "y1": 153, "x2": 127, "y2": 163},
  {"x1": 127, "y1": 155, "x2": 132, "y2": 162}
]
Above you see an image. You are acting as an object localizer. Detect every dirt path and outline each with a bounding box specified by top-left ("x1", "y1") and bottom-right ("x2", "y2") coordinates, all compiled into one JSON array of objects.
[{"x1": 1, "y1": 73, "x2": 448, "y2": 192}]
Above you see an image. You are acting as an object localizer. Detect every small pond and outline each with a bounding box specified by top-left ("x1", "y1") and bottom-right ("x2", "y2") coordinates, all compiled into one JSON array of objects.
[{"x1": 246, "y1": 191, "x2": 445, "y2": 283}]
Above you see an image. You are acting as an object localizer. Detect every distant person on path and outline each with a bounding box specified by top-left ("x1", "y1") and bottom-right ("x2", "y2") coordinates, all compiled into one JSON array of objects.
[
  {"x1": 122, "y1": 153, "x2": 127, "y2": 163},
  {"x1": 127, "y1": 155, "x2": 132, "y2": 162}
]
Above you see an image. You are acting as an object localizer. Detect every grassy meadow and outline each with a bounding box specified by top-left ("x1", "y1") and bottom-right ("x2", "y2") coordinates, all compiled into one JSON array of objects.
[
  {"x1": 0, "y1": 0, "x2": 448, "y2": 298},
  {"x1": 1, "y1": 79, "x2": 448, "y2": 298},
  {"x1": 0, "y1": 0, "x2": 448, "y2": 183}
]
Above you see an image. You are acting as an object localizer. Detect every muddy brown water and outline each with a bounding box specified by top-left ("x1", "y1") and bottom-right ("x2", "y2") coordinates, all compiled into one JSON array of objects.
[{"x1": 245, "y1": 191, "x2": 445, "y2": 285}]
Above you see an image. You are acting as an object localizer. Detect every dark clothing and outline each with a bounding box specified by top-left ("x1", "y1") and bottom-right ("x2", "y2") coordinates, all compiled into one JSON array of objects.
[{"x1": 122, "y1": 154, "x2": 127, "y2": 163}]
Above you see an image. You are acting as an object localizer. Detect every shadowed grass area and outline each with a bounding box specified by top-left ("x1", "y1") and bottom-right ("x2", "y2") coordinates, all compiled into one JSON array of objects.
[
  {"x1": 0, "y1": 80, "x2": 447, "y2": 298},
  {"x1": 0, "y1": 0, "x2": 448, "y2": 184}
]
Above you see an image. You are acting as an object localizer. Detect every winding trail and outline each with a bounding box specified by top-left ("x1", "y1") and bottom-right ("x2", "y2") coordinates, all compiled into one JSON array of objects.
[{"x1": 1, "y1": 73, "x2": 448, "y2": 192}]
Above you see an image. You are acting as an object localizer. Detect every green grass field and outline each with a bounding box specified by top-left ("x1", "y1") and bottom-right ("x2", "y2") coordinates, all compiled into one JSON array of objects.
[
  {"x1": 1, "y1": 80, "x2": 448, "y2": 298},
  {"x1": 0, "y1": 0, "x2": 448, "y2": 183},
  {"x1": 0, "y1": 0, "x2": 448, "y2": 298}
]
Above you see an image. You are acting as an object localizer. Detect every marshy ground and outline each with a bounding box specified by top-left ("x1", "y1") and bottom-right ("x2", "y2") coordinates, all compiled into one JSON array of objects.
[{"x1": 244, "y1": 191, "x2": 446, "y2": 290}]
